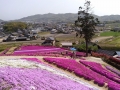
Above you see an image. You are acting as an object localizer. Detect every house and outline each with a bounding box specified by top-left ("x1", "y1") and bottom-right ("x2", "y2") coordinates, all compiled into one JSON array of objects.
[
  {"x1": 42, "y1": 37, "x2": 55, "y2": 46},
  {"x1": 61, "y1": 42, "x2": 73, "y2": 48},
  {"x1": 16, "y1": 37, "x2": 27, "y2": 41},
  {"x1": 96, "y1": 49, "x2": 117, "y2": 56},
  {"x1": 50, "y1": 29, "x2": 57, "y2": 34},
  {"x1": 0, "y1": 31, "x2": 5, "y2": 37},
  {"x1": 11, "y1": 32, "x2": 19, "y2": 36},
  {"x1": 31, "y1": 29, "x2": 41, "y2": 34},
  {"x1": 2, "y1": 35, "x2": 12, "y2": 42},
  {"x1": 113, "y1": 27, "x2": 120, "y2": 32}
]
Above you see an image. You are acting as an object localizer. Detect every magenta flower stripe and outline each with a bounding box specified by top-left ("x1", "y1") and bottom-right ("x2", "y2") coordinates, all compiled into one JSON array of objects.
[
  {"x1": 6, "y1": 45, "x2": 85, "y2": 57},
  {"x1": 79, "y1": 60, "x2": 120, "y2": 83},
  {"x1": 43, "y1": 57, "x2": 120, "y2": 90},
  {"x1": 105, "y1": 65, "x2": 120, "y2": 76}
]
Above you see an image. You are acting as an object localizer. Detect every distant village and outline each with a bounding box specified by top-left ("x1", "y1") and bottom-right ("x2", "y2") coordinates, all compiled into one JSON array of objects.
[{"x1": 0, "y1": 21, "x2": 115, "y2": 44}]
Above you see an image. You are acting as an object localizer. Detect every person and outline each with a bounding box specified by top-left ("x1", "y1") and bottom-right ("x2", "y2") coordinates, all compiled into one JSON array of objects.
[
  {"x1": 71, "y1": 51, "x2": 76, "y2": 59},
  {"x1": 73, "y1": 51, "x2": 76, "y2": 59}
]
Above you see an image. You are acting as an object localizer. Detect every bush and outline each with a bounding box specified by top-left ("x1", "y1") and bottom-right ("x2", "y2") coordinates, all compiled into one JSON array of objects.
[
  {"x1": 74, "y1": 43, "x2": 98, "y2": 52},
  {"x1": 100, "y1": 45, "x2": 120, "y2": 51}
]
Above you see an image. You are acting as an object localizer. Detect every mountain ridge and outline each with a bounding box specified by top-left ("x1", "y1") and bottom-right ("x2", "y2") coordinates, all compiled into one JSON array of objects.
[{"x1": 6, "y1": 13, "x2": 120, "y2": 22}]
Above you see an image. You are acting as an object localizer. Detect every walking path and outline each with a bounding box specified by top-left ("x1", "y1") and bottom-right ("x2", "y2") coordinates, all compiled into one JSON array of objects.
[{"x1": 92, "y1": 36, "x2": 113, "y2": 43}]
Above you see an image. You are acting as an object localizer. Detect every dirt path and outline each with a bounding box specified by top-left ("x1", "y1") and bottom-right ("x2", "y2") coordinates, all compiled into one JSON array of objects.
[
  {"x1": 92, "y1": 36, "x2": 113, "y2": 42},
  {"x1": 41, "y1": 32, "x2": 76, "y2": 38}
]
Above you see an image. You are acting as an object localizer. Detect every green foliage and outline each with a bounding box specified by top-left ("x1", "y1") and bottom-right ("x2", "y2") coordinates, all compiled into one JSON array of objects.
[
  {"x1": 55, "y1": 42, "x2": 61, "y2": 47},
  {"x1": 0, "y1": 44, "x2": 20, "y2": 52},
  {"x1": 3, "y1": 22, "x2": 27, "y2": 32},
  {"x1": 74, "y1": 43, "x2": 98, "y2": 52},
  {"x1": 99, "y1": 36, "x2": 120, "y2": 50},
  {"x1": 100, "y1": 45, "x2": 120, "y2": 51},
  {"x1": 109, "y1": 36, "x2": 120, "y2": 44},
  {"x1": 0, "y1": 45, "x2": 10, "y2": 52},
  {"x1": 75, "y1": 0, "x2": 99, "y2": 56},
  {"x1": 74, "y1": 44, "x2": 86, "y2": 51},
  {"x1": 100, "y1": 31, "x2": 120, "y2": 37},
  {"x1": 90, "y1": 45, "x2": 98, "y2": 51},
  {"x1": 99, "y1": 36, "x2": 120, "y2": 46},
  {"x1": 75, "y1": 1, "x2": 99, "y2": 42},
  {"x1": 0, "y1": 44, "x2": 13, "y2": 52}
]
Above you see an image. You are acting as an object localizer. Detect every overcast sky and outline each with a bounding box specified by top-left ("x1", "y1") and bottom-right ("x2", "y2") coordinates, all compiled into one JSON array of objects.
[{"x1": 0, "y1": 0, "x2": 120, "y2": 20}]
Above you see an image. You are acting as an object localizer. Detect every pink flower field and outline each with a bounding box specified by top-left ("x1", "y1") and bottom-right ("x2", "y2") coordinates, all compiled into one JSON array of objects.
[
  {"x1": 0, "y1": 45, "x2": 86, "y2": 57},
  {"x1": 0, "y1": 45, "x2": 120, "y2": 90},
  {"x1": 43, "y1": 57, "x2": 120, "y2": 90},
  {"x1": 0, "y1": 58, "x2": 97, "y2": 90}
]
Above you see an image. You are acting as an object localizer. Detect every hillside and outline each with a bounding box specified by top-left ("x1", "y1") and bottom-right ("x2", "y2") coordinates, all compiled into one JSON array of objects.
[
  {"x1": 17, "y1": 13, "x2": 78, "y2": 23},
  {"x1": 100, "y1": 15, "x2": 120, "y2": 21},
  {"x1": 16, "y1": 13, "x2": 120, "y2": 23},
  {"x1": 0, "y1": 45, "x2": 119, "y2": 90}
]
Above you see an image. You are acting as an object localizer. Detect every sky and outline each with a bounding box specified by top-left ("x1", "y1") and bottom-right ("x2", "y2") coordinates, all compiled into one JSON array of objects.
[{"x1": 0, "y1": 0, "x2": 120, "y2": 20}]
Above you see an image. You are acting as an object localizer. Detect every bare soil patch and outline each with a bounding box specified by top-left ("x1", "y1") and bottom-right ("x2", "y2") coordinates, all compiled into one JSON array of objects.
[{"x1": 92, "y1": 36, "x2": 113, "y2": 42}]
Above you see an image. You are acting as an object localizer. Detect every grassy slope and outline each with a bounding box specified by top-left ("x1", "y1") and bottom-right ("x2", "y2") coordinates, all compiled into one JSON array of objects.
[
  {"x1": 100, "y1": 31, "x2": 120, "y2": 44},
  {"x1": 0, "y1": 44, "x2": 20, "y2": 52},
  {"x1": 100, "y1": 31, "x2": 120, "y2": 37},
  {"x1": 98, "y1": 31, "x2": 120, "y2": 50}
]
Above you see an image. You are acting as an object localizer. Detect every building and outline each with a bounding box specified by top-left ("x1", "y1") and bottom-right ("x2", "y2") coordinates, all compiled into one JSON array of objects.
[
  {"x1": 42, "y1": 37, "x2": 55, "y2": 46},
  {"x1": 50, "y1": 29, "x2": 57, "y2": 34},
  {"x1": 113, "y1": 27, "x2": 120, "y2": 32},
  {"x1": 61, "y1": 42, "x2": 73, "y2": 48}
]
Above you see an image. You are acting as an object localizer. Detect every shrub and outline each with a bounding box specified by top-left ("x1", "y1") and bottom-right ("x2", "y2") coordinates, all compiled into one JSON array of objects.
[
  {"x1": 74, "y1": 43, "x2": 98, "y2": 52},
  {"x1": 100, "y1": 45, "x2": 120, "y2": 51}
]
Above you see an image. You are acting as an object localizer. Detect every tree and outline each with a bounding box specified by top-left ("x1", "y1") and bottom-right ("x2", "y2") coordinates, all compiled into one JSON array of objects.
[
  {"x1": 75, "y1": 0, "x2": 99, "y2": 56},
  {"x1": 3, "y1": 22, "x2": 27, "y2": 33}
]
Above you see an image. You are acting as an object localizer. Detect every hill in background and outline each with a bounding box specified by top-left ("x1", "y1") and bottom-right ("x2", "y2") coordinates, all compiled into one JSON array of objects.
[
  {"x1": 17, "y1": 13, "x2": 78, "y2": 23},
  {"x1": 15, "y1": 13, "x2": 120, "y2": 23}
]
